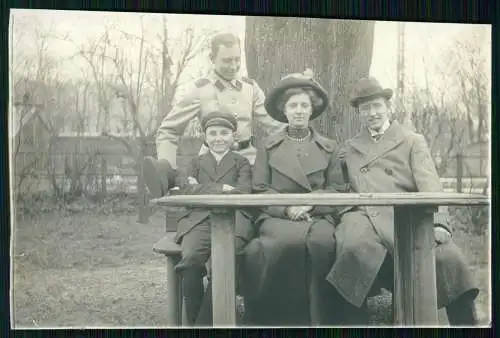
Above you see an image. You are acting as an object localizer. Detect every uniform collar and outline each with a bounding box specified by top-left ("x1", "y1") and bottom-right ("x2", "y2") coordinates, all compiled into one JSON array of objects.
[{"x1": 211, "y1": 70, "x2": 242, "y2": 91}]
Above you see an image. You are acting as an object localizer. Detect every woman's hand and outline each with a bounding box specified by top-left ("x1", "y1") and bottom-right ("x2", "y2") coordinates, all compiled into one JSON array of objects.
[{"x1": 286, "y1": 206, "x2": 313, "y2": 221}]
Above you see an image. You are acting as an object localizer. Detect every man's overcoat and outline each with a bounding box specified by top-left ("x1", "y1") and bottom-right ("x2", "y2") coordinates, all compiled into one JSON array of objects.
[{"x1": 326, "y1": 121, "x2": 478, "y2": 308}]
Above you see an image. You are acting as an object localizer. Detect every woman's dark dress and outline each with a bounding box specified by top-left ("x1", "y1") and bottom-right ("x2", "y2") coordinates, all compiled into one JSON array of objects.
[{"x1": 242, "y1": 128, "x2": 347, "y2": 326}]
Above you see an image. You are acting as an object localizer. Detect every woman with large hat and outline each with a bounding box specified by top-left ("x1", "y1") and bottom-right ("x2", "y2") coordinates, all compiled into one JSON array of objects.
[{"x1": 241, "y1": 70, "x2": 347, "y2": 326}]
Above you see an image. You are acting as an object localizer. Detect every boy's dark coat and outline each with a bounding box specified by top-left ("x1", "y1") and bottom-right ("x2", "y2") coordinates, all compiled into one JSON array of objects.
[{"x1": 172, "y1": 151, "x2": 253, "y2": 243}]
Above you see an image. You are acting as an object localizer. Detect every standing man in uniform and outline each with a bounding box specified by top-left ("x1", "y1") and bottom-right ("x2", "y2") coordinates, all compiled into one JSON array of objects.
[
  {"x1": 144, "y1": 32, "x2": 285, "y2": 198},
  {"x1": 144, "y1": 32, "x2": 285, "y2": 326}
]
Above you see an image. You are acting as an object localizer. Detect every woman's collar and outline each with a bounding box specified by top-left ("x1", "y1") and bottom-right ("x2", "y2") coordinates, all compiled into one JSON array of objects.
[{"x1": 265, "y1": 126, "x2": 335, "y2": 152}]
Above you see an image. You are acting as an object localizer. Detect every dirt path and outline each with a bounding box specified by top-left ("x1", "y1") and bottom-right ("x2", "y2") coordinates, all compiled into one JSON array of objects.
[
  {"x1": 14, "y1": 263, "x2": 170, "y2": 327},
  {"x1": 11, "y1": 212, "x2": 490, "y2": 327}
]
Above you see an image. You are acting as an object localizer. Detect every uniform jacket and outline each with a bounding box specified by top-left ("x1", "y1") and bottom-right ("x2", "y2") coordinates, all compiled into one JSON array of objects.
[
  {"x1": 156, "y1": 70, "x2": 286, "y2": 167},
  {"x1": 172, "y1": 151, "x2": 252, "y2": 243},
  {"x1": 252, "y1": 127, "x2": 349, "y2": 226},
  {"x1": 340, "y1": 120, "x2": 452, "y2": 252}
]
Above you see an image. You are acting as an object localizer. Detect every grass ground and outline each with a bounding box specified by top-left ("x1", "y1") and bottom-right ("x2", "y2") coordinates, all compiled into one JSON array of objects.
[{"x1": 11, "y1": 208, "x2": 490, "y2": 328}]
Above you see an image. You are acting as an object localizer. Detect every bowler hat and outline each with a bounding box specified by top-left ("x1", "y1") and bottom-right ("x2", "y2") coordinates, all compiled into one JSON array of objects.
[
  {"x1": 264, "y1": 69, "x2": 329, "y2": 123},
  {"x1": 200, "y1": 106, "x2": 238, "y2": 132},
  {"x1": 349, "y1": 77, "x2": 393, "y2": 108}
]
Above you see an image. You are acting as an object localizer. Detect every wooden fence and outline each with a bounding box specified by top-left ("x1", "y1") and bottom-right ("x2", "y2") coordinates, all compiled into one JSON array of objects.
[{"x1": 13, "y1": 136, "x2": 489, "y2": 196}]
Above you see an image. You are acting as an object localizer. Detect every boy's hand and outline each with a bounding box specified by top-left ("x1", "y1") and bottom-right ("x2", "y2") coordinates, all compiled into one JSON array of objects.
[{"x1": 222, "y1": 184, "x2": 235, "y2": 191}]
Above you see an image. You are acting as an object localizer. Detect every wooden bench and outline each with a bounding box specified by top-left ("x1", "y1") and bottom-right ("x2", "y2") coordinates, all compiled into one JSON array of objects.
[
  {"x1": 152, "y1": 231, "x2": 186, "y2": 325},
  {"x1": 151, "y1": 192, "x2": 489, "y2": 327}
]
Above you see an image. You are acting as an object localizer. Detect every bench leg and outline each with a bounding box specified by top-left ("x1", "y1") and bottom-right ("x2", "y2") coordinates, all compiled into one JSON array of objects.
[
  {"x1": 210, "y1": 210, "x2": 237, "y2": 326},
  {"x1": 166, "y1": 256, "x2": 182, "y2": 326},
  {"x1": 394, "y1": 206, "x2": 439, "y2": 325},
  {"x1": 181, "y1": 283, "x2": 188, "y2": 325}
]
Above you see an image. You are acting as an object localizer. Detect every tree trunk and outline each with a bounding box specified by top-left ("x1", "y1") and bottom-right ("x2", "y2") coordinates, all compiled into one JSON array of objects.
[{"x1": 245, "y1": 17, "x2": 375, "y2": 142}]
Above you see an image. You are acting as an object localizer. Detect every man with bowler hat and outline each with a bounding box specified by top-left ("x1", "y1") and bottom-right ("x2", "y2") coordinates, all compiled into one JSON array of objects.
[{"x1": 326, "y1": 76, "x2": 479, "y2": 325}]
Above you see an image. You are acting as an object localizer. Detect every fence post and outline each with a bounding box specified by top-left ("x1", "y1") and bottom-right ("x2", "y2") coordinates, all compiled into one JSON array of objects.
[
  {"x1": 456, "y1": 153, "x2": 463, "y2": 193},
  {"x1": 137, "y1": 139, "x2": 149, "y2": 224},
  {"x1": 71, "y1": 147, "x2": 79, "y2": 196},
  {"x1": 101, "y1": 155, "x2": 107, "y2": 196}
]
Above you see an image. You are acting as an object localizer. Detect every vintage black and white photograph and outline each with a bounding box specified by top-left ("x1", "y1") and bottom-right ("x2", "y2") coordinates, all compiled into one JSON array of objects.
[{"x1": 9, "y1": 9, "x2": 491, "y2": 328}]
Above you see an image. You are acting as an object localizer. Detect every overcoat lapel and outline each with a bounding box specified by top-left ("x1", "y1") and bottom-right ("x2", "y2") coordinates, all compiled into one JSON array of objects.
[
  {"x1": 268, "y1": 141, "x2": 312, "y2": 191},
  {"x1": 349, "y1": 121, "x2": 405, "y2": 167},
  {"x1": 348, "y1": 130, "x2": 375, "y2": 156},
  {"x1": 199, "y1": 153, "x2": 217, "y2": 180},
  {"x1": 301, "y1": 141, "x2": 329, "y2": 176}
]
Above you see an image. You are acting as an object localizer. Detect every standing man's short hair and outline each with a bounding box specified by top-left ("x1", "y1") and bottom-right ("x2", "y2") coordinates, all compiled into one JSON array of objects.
[{"x1": 210, "y1": 33, "x2": 241, "y2": 57}]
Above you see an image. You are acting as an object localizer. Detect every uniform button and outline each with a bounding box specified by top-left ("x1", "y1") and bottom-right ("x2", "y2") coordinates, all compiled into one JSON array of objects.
[
  {"x1": 360, "y1": 167, "x2": 368, "y2": 173},
  {"x1": 384, "y1": 168, "x2": 393, "y2": 175}
]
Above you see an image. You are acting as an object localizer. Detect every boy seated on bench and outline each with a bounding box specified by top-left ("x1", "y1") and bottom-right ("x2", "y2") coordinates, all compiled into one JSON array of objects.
[{"x1": 144, "y1": 106, "x2": 253, "y2": 326}]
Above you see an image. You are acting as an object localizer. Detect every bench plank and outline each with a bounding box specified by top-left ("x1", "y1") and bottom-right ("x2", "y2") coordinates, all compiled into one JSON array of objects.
[{"x1": 151, "y1": 192, "x2": 489, "y2": 207}]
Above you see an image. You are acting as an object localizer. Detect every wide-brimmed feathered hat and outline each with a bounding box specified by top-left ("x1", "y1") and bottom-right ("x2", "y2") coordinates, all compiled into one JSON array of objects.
[
  {"x1": 349, "y1": 77, "x2": 393, "y2": 108},
  {"x1": 264, "y1": 69, "x2": 329, "y2": 123}
]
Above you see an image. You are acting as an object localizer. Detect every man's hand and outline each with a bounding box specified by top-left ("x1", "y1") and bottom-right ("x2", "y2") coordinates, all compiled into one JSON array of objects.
[
  {"x1": 187, "y1": 177, "x2": 198, "y2": 185},
  {"x1": 434, "y1": 226, "x2": 451, "y2": 245},
  {"x1": 222, "y1": 184, "x2": 235, "y2": 192}
]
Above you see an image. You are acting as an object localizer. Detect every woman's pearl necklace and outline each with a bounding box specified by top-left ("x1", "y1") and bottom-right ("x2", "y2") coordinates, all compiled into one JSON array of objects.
[{"x1": 286, "y1": 127, "x2": 311, "y2": 142}]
